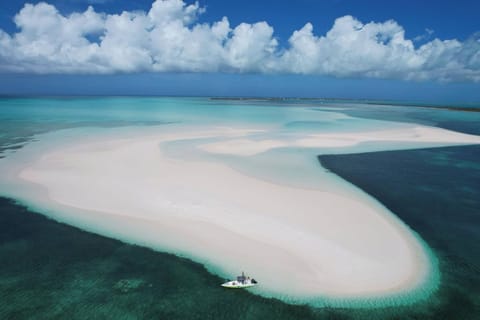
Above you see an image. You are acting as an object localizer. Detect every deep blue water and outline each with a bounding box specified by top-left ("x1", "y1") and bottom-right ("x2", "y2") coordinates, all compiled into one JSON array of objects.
[{"x1": 321, "y1": 145, "x2": 480, "y2": 320}]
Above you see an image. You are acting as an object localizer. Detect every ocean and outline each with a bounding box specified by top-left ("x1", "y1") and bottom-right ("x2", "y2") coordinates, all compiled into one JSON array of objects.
[{"x1": 0, "y1": 97, "x2": 478, "y2": 319}]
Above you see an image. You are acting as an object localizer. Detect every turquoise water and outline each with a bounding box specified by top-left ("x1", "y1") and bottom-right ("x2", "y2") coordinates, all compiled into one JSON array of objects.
[
  {"x1": 0, "y1": 97, "x2": 479, "y2": 318},
  {"x1": 321, "y1": 102, "x2": 480, "y2": 135},
  {"x1": 0, "y1": 97, "x2": 408, "y2": 154}
]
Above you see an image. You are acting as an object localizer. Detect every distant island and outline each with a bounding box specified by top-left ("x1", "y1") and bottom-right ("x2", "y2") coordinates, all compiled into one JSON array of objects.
[{"x1": 210, "y1": 97, "x2": 480, "y2": 112}]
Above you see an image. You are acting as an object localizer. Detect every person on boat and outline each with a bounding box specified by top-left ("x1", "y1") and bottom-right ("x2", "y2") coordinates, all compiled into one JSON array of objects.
[{"x1": 237, "y1": 272, "x2": 246, "y2": 284}]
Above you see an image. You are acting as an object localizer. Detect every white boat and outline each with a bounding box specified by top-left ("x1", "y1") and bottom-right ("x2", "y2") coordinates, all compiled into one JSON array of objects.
[{"x1": 221, "y1": 272, "x2": 258, "y2": 289}]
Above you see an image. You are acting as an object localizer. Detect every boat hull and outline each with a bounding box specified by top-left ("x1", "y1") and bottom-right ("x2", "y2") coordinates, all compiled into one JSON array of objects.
[{"x1": 221, "y1": 281, "x2": 257, "y2": 289}]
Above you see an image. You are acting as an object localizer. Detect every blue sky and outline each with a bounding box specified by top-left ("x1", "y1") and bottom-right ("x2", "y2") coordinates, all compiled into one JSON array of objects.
[{"x1": 0, "y1": 0, "x2": 479, "y2": 101}]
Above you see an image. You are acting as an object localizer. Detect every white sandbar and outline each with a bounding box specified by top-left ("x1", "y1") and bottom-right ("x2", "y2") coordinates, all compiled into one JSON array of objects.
[
  {"x1": 6, "y1": 124, "x2": 480, "y2": 304},
  {"x1": 199, "y1": 126, "x2": 480, "y2": 155}
]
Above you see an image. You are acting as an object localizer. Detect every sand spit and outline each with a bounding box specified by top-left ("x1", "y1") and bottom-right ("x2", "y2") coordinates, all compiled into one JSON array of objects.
[{"x1": 199, "y1": 126, "x2": 480, "y2": 155}]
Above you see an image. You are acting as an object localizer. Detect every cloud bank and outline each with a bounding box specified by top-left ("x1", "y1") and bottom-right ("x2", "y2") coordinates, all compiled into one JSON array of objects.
[{"x1": 0, "y1": 0, "x2": 479, "y2": 81}]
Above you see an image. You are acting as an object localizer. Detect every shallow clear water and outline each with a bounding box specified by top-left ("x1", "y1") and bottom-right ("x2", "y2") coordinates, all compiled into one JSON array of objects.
[
  {"x1": 0, "y1": 97, "x2": 479, "y2": 318},
  {"x1": 0, "y1": 97, "x2": 412, "y2": 157}
]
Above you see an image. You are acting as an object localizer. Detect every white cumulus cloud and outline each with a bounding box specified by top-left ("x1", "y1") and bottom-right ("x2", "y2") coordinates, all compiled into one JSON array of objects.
[{"x1": 0, "y1": 0, "x2": 479, "y2": 82}]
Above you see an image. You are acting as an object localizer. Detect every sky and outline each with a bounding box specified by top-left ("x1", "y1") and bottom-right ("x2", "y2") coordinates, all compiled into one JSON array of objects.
[{"x1": 0, "y1": 0, "x2": 479, "y2": 101}]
